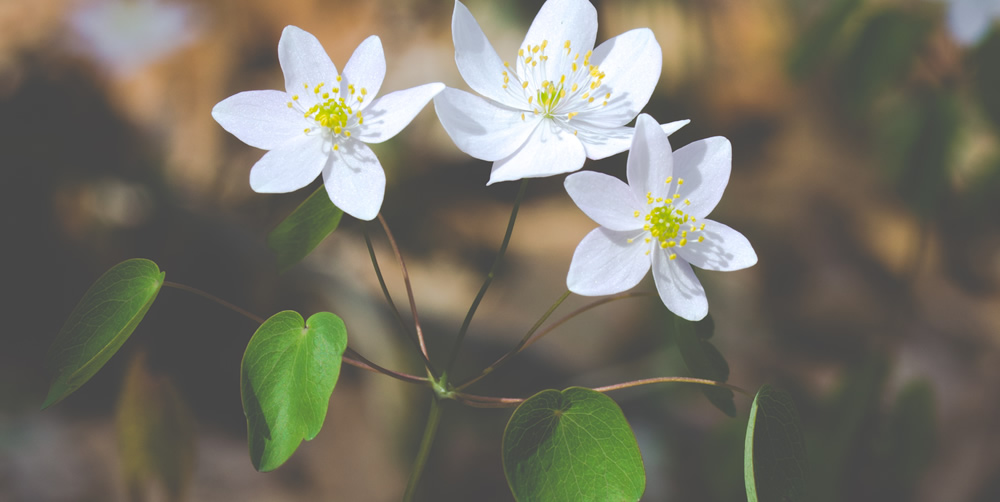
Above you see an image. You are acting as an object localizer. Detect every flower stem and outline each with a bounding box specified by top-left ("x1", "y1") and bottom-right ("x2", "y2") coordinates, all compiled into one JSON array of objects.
[
  {"x1": 163, "y1": 281, "x2": 265, "y2": 324},
  {"x1": 591, "y1": 376, "x2": 752, "y2": 397},
  {"x1": 402, "y1": 396, "x2": 444, "y2": 502},
  {"x1": 445, "y1": 179, "x2": 529, "y2": 375},
  {"x1": 376, "y1": 213, "x2": 433, "y2": 371}
]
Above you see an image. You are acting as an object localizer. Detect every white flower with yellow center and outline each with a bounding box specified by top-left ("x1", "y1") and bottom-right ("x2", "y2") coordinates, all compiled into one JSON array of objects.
[
  {"x1": 565, "y1": 114, "x2": 757, "y2": 321},
  {"x1": 434, "y1": 0, "x2": 689, "y2": 185},
  {"x1": 212, "y1": 26, "x2": 444, "y2": 220}
]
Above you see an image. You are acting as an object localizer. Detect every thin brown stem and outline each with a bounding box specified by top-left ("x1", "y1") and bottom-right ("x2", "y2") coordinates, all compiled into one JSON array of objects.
[
  {"x1": 453, "y1": 392, "x2": 524, "y2": 408},
  {"x1": 377, "y1": 213, "x2": 432, "y2": 368},
  {"x1": 163, "y1": 281, "x2": 265, "y2": 324},
  {"x1": 343, "y1": 347, "x2": 428, "y2": 385},
  {"x1": 521, "y1": 292, "x2": 657, "y2": 351},
  {"x1": 592, "y1": 376, "x2": 752, "y2": 397}
]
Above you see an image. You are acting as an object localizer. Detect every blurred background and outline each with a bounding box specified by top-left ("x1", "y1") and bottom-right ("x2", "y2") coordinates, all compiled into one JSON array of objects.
[{"x1": 2, "y1": 0, "x2": 1000, "y2": 500}]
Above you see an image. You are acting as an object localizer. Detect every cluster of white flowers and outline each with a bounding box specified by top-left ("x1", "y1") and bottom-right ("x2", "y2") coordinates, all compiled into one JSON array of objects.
[{"x1": 212, "y1": 0, "x2": 756, "y2": 321}]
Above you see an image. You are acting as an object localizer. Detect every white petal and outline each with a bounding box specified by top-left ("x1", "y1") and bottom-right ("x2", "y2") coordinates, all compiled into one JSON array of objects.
[
  {"x1": 651, "y1": 249, "x2": 707, "y2": 321},
  {"x1": 676, "y1": 219, "x2": 756, "y2": 272},
  {"x1": 342, "y1": 35, "x2": 386, "y2": 105},
  {"x1": 452, "y1": 1, "x2": 521, "y2": 107},
  {"x1": 212, "y1": 90, "x2": 307, "y2": 150},
  {"x1": 249, "y1": 135, "x2": 328, "y2": 193},
  {"x1": 948, "y1": 0, "x2": 994, "y2": 46},
  {"x1": 671, "y1": 137, "x2": 731, "y2": 218},
  {"x1": 322, "y1": 141, "x2": 385, "y2": 221},
  {"x1": 567, "y1": 227, "x2": 651, "y2": 296},
  {"x1": 577, "y1": 120, "x2": 690, "y2": 160},
  {"x1": 521, "y1": 0, "x2": 597, "y2": 57},
  {"x1": 278, "y1": 26, "x2": 339, "y2": 97},
  {"x1": 358, "y1": 83, "x2": 445, "y2": 143},
  {"x1": 564, "y1": 171, "x2": 644, "y2": 231},
  {"x1": 434, "y1": 87, "x2": 537, "y2": 161},
  {"x1": 584, "y1": 28, "x2": 662, "y2": 126},
  {"x1": 488, "y1": 121, "x2": 586, "y2": 184},
  {"x1": 627, "y1": 114, "x2": 673, "y2": 200}
]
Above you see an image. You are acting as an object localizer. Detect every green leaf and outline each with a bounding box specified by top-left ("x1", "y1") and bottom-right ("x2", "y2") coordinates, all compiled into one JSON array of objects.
[
  {"x1": 881, "y1": 380, "x2": 936, "y2": 499},
  {"x1": 503, "y1": 387, "x2": 645, "y2": 502},
  {"x1": 745, "y1": 385, "x2": 809, "y2": 502},
  {"x1": 267, "y1": 185, "x2": 344, "y2": 271},
  {"x1": 787, "y1": 0, "x2": 863, "y2": 78},
  {"x1": 116, "y1": 352, "x2": 197, "y2": 502},
  {"x1": 240, "y1": 310, "x2": 347, "y2": 471},
  {"x1": 43, "y1": 258, "x2": 165, "y2": 409},
  {"x1": 674, "y1": 316, "x2": 736, "y2": 417}
]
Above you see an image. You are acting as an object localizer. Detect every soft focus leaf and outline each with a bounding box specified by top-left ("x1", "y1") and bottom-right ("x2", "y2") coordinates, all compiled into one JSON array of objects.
[
  {"x1": 745, "y1": 385, "x2": 809, "y2": 502},
  {"x1": 674, "y1": 315, "x2": 736, "y2": 417},
  {"x1": 116, "y1": 352, "x2": 196, "y2": 502},
  {"x1": 973, "y1": 30, "x2": 1000, "y2": 130},
  {"x1": 894, "y1": 92, "x2": 957, "y2": 218},
  {"x1": 787, "y1": 0, "x2": 863, "y2": 78},
  {"x1": 267, "y1": 185, "x2": 344, "y2": 271},
  {"x1": 43, "y1": 258, "x2": 165, "y2": 409},
  {"x1": 241, "y1": 310, "x2": 347, "y2": 471},
  {"x1": 839, "y1": 9, "x2": 931, "y2": 109},
  {"x1": 502, "y1": 387, "x2": 645, "y2": 502},
  {"x1": 881, "y1": 380, "x2": 936, "y2": 499}
]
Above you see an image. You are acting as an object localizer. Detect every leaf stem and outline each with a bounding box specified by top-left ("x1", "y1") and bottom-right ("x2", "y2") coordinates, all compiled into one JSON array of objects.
[
  {"x1": 402, "y1": 396, "x2": 444, "y2": 502},
  {"x1": 592, "y1": 376, "x2": 752, "y2": 397},
  {"x1": 445, "y1": 179, "x2": 529, "y2": 375},
  {"x1": 162, "y1": 281, "x2": 265, "y2": 324},
  {"x1": 376, "y1": 213, "x2": 433, "y2": 370}
]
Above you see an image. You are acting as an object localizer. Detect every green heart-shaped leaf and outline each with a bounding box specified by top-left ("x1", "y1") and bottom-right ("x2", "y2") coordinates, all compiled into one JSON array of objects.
[
  {"x1": 267, "y1": 185, "x2": 344, "y2": 271},
  {"x1": 241, "y1": 311, "x2": 347, "y2": 471},
  {"x1": 502, "y1": 387, "x2": 645, "y2": 502},
  {"x1": 745, "y1": 385, "x2": 809, "y2": 502},
  {"x1": 674, "y1": 315, "x2": 736, "y2": 417},
  {"x1": 43, "y1": 258, "x2": 165, "y2": 409}
]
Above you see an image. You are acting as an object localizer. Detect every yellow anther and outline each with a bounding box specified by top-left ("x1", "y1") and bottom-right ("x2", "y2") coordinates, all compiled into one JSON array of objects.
[
  {"x1": 634, "y1": 210, "x2": 641, "y2": 217},
  {"x1": 574, "y1": 130, "x2": 578, "y2": 135},
  {"x1": 698, "y1": 236, "x2": 705, "y2": 242},
  {"x1": 567, "y1": 112, "x2": 578, "y2": 120},
  {"x1": 528, "y1": 96, "x2": 533, "y2": 104},
  {"x1": 665, "y1": 176, "x2": 673, "y2": 183},
  {"x1": 645, "y1": 237, "x2": 651, "y2": 243},
  {"x1": 646, "y1": 250, "x2": 651, "y2": 256},
  {"x1": 627, "y1": 238, "x2": 634, "y2": 243},
  {"x1": 332, "y1": 88, "x2": 339, "y2": 93},
  {"x1": 541, "y1": 40, "x2": 548, "y2": 49},
  {"x1": 304, "y1": 128, "x2": 311, "y2": 133},
  {"x1": 684, "y1": 199, "x2": 691, "y2": 205},
  {"x1": 361, "y1": 88, "x2": 368, "y2": 96},
  {"x1": 522, "y1": 81, "x2": 530, "y2": 89},
  {"x1": 336, "y1": 75, "x2": 342, "y2": 82},
  {"x1": 287, "y1": 102, "x2": 293, "y2": 108},
  {"x1": 677, "y1": 178, "x2": 684, "y2": 185},
  {"x1": 661, "y1": 242, "x2": 669, "y2": 249},
  {"x1": 345, "y1": 131, "x2": 351, "y2": 137},
  {"x1": 700, "y1": 224, "x2": 706, "y2": 230},
  {"x1": 521, "y1": 113, "x2": 525, "y2": 121},
  {"x1": 322, "y1": 92, "x2": 329, "y2": 99},
  {"x1": 532, "y1": 61, "x2": 537, "y2": 67},
  {"x1": 588, "y1": 97, "x2": 595, "y2": 103},
  {"x1": 656, "y1": 197, "x2": 663, "y2": 202},
  {"x1": 602, "y1": 101, "x2": 608, "y2": 106},
  {"x1": 334, "y1": 125, "x2": 342, "y2": 134},
  {"x1": 571, "y1": 83, "x2": 579, "y2": 92},
  {"x1": 674, "y1": 194, "x2": 681, "y2": 199},
  {"x1": 680, "y1": 238, "x2": 687, "y2": 246},
  {"x1": 572, "y1": 62, "x2": 578, "y2": 72},
  {"x1": 292, "y1": 95, "x2": 299, "y2": 101},
  {"x1": 333, "y1": 144, "x2": 339, "y2": 151},
  {"x1": 605, "y1": 92, "x2": 611, "y2": 99},
  {"x1": 532, "y1": 45, "x2": 539, "y2": 54},
  {"x1": 669, "y1": 253, "x2": 677, "y2": 260},
  {"x1": 519, "y1": 49, "x2": 525, "y2": 57},
  {"x1": 581, "y1": 92, "x2": 589, "y2": 99}
]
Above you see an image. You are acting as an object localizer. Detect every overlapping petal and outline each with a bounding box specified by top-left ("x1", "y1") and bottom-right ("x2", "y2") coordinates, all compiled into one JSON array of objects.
[
  {"x1": 358, "y1": 83, "x2": 445, "y2": 143},
  {"x1": 278, "y1": 26, "x2": 338, "y2": 99},
  {"x1": 521, "y1": 0, "x2": 597, "y2": 59},
  {"x1": 488, "y1": 122, "x2": 586, "y2": 184},
  {"x1": 321, "y1": 142, "x2": 385, "y2": 221},
  {"x1": 452, "y1": 1, "x2": 519, "y2": 107},
  {"x1": 585, "y1": 28, "x2": 662, "y2": 126},
  {"x1": 671, "y1": 137, "x2": 731, "y2": 218},
  {"x1": 627, "y1": 114, "x2": 674, "y2": 200},
  {"x1": 249, "y1": 135, "x2": 327, "y2": 193},
  {"x1": 434, "y1": 88, "x2": 538, "y2": 161},
  {"x1": 676, "y1": 219, "x2": 757, "y2": 272},
  {"x1": 652, "y1": 249, "x2": 708, "y2": 321},
  {"x1": 564, "y1": 171, "x2": 644, "y2": 231},
  {"x1": 342, "y1": 35, "x2": 386, "y2": 104},
  {"x1": 577, "y1": 120, "x2": 690, "y2": 160},
  {"x1": 567, "y1": 228, "x2": 651, "y2": 296},
  {"x1": 211, "y1": 90, "x2": 307, "y2": 150}
]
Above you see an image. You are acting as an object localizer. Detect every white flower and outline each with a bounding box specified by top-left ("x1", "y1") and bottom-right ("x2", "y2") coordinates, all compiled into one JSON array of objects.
[
  {"x1": 943, "y1": 0, "x2": 1000, "y2": 46},
  {"x1": 434, "y1": 0, "x2": 689, "y2": 185},
  {"x1": 564, "y1": 114, "x2": 757, "y2": 321},
  {"x1": 212, "y1": 26, "x2": 444, "y2": 221}
]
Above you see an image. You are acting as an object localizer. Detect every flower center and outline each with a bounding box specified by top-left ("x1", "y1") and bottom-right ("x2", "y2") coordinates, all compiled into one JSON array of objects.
[
  {"x1": 631, "y1": 177, "x2": 706, "y2": 259},
  {"x1": 287, "y1": 79, "x2": 366, "y2": 151},
  {"x1": 501, "y1": 39, "x2": 611, "y2": 125}
]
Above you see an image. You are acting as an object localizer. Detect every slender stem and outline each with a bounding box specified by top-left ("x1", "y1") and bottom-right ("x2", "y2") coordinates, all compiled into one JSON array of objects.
[
  {"x1": 402, "y1": 396, "x2": 444, "y2": 502},
  {"x1": 377, "y1": 213, "x2": 432, "y2": 369},
  {"x1": 445, "y1": 179, "x2": 529, "y2": 375},
  {"x1": 163, "y1": 281, "x2": 265, "y2": 324},
  {"x1": 522, "y1": 292, "x2": 656, "y2": 351},
  {"x1": 453, "y1": 392, "x2": 523, "y2": 408},
  {"x1": 455, "y1": 290, "x2": 570, "y2": 391},
  {"x1": 364, "y1": 227, "x2": 434, "y2": 371},
  {"x1": 592, "y1": 376, "x2": 752, "y2": 397}
]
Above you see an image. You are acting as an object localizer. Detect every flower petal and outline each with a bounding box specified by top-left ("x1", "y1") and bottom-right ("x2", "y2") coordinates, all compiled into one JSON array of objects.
[
  {"x1": 521, "y1": 0, "x2": 598, "y2": 58},
  {"x1": 948, "y1": 0, "x2": 994, "y2": 46},
  {"x1": 488, "y1": 121, "x2": 586, "y2": 184},
  {"x1": 322, "y1": 141, "x2": 385, "y2": 221},
  {"x1": 577, "y1": 120, "x2": 690, "y2": 160},
  {"x1": 567, "y1": 227, "x2": 650, "y2": 296},
  {"x1": 342, "y1": 35, "x2": 386, "y2": 105},
  {"x1": 434, "y1": 87, "x2": 538, "y2": 161},
  {"x1": 651, "y1": 249, "x2": 707, "y2": 321},
  {"x1": 564, "y1": 171, "x2": 644, "y2": 231},
  {"x1": 671, "y1": 136, "x2": 731, "y2": 218},
  {"x1": 249, "y1": 135, "x2": 328, "y2": 193},
  {"x1": 676, "y1": 219, "x2": 756, "y2": 272},
  {"x1": 357, "y1": 83, "x2": 445, "y2": 143},
  {"x1": 278, "y1": 26, "x2": 339, "y2": 98},
  {"x1": 452, "y1": 1, "x2": 521, "y2": 107},
  {"x1": 627, "y1": 114, "x2": 673, "y2": 201},
  {"x1": 212, "y1": 90, "x2": 308, "y2": 150},
  {"x1": 584, "y1": 28, "x2": 662, "y2": 126}
]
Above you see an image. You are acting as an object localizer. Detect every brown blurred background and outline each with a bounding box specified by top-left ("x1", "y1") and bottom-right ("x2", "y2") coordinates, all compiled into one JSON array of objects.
[{"x1": 3, "y1": 0, "x2": 1000, "y2": 500}]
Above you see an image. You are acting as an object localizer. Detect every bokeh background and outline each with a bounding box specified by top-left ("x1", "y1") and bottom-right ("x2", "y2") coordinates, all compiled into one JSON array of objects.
[{"x1": 3, "y1": 0, "x2": 1000, "y2": 500}]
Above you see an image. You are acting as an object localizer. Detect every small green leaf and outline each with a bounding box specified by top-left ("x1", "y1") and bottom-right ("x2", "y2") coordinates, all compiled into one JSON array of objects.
[
  {"x1": 745, "y1": 385, "x2": 809, "y2": 502},
  {"x1": 267, "y1": 185, "x2": 344, "y2": 271},
  {"x1": 787, "y1": 0, "x2": 863, "y2": 78},
  {"x1": 241, "y1": 310, "x2": 347, "y2": 471},
  {"x1": 674, "y1": 316, "x2": 736, "y2": 417},
  {"x1": 43, "y1": 258, "x2": 165, "y2": 409},
  {"x1": 502, "y1": 387, "x2": 645, "y2": 502}
]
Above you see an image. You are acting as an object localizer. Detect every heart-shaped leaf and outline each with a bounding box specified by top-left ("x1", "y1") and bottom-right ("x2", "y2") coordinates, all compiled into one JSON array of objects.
[
  {"x1": 43, "y1": 258, "x2": 165, "y2": 409},
  {"x1": 745, "y1": 385, "x2": 809, "y2": 502},
  {"x1": 241, "y1": 310, "x2": 347, "y2": 471},
  {"x1": 674, "y1": 315, "x2": 736, "y2": 417},
  {"x1": 267, "y1": 185, "x2": 344, "y2": 271},
  {"x1": 503, "y1": 387, "x2": 645, "y2": 502}
]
